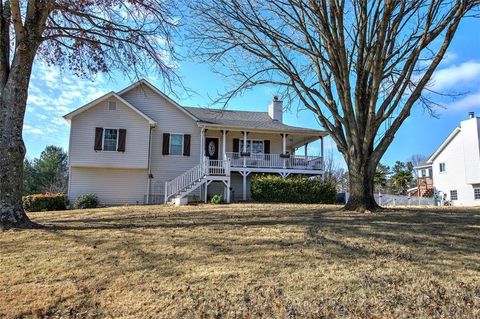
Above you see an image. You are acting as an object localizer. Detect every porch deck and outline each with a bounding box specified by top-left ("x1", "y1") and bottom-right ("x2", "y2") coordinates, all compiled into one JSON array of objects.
[{"x1": 225, "y1": 152, "x2": 323, "y2": 173}]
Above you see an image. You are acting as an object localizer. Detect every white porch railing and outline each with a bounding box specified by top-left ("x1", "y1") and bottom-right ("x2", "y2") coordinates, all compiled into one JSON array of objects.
[
  {"x1": 225, "y1": 152, "x2": 323, "y2": 170},
  {"x1": 164, "y1": 157, "x2": 230, "y2": 203}
]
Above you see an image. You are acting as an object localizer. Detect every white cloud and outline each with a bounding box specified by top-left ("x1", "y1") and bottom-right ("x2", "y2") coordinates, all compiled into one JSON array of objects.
[
  {"x1": 429, "y1": 61, "x2": 480, "y2": 91},
  {"x1": 446, "y1": 91, "x2": 480, "y2": 112},
  {"x1": 23, "y1": 124, "x2": 44, "y2": 136}
]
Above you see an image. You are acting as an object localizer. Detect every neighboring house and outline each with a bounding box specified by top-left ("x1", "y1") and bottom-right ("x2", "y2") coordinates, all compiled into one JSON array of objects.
[
  {"x1": 423, "y1": 112, "x2": 480, "y2": 206},
  {"x1": 63, "y1": 79, "x2": 327, "y2": 205},
  {"x1": 409, "y1": 162, "x2": 434, "y2": 198}
]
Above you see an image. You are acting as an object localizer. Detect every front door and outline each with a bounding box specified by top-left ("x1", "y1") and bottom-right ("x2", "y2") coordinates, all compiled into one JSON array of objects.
[{"x1": 205, "y1": 138, "x2": 219, "y2": 159}]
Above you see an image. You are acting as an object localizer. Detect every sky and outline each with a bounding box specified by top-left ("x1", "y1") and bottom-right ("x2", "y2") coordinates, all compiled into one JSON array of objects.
[{"x1": 24, "y1": 17, "x2": 480, "y2": 169}]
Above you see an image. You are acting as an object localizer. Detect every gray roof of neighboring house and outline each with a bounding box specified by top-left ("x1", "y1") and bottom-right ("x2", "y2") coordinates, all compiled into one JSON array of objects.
[{"x1": 183, "y1": 106, "x2": 327, "y2": 135}]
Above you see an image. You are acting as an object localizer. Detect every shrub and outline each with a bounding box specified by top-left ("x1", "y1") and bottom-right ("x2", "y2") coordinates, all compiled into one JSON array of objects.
[
  {"x1": 22, "y1": 193, "x2": 68, "y2": 212},
  {"x1": 250, "y1": 175, "x2": 336, "y2": 204},
  {"x1": 211, "y1": 194, "x2": 225, "y2": 204},
  {"x1": 75, "y1": 193, "x2": 99, "y2": 209}
]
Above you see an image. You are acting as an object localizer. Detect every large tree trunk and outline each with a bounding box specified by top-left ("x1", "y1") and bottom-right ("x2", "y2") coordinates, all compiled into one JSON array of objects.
[
  {"x1": 0, "y1": 47, "x2": 37, "y2": 231},
  {"x1": 344, "y1": 158, "x2": 381, "y2": 212}
]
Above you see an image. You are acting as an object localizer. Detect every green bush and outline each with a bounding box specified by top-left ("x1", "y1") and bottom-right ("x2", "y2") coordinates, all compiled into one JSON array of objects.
[
  {"x1": 250, "y1": 175, "x2": 336, "y2": 204},
  {"x1": 211, "y1": 194, "x2": 225, "y2": 204},
  {"x1": 22, "y1": 193, "x2": 68, "y2": 212},
  {"x1": 75, "y1": 193, "x2": 99, "y2": 209}
]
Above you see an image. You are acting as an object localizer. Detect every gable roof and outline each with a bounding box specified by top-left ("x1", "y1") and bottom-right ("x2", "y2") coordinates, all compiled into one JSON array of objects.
[
  {"x1": 427, "y1": 127, "x2": 461, "y2": 163},
  {"x1": 117, "y1": 79, "x2": 198, "y2": 121},
  {"x1": 64, "y1": 79, "x2": 327, "y2": 136},
  {"x1": 63, "y1": 91, "x2": 156, "y2": 126},
  {"x1": 184, "y1": 107, "x2": 327, "y2": 135}
]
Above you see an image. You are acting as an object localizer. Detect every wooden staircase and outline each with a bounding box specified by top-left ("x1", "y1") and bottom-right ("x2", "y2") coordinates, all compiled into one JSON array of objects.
[{"x1": 164, "y1": 157, "x2": 230, "y2": 204}]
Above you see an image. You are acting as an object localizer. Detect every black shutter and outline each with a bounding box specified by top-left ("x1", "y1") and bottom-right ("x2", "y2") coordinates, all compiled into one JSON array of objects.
[
  {"x1": 117, "y1": 129, "x2": 126, "y2": 152},
  {"x1": 94, "y1": 127, "x2": 103, "y2": 151},
  {"x1": 233, "y1": 138, "x2": 239, "y2": 153},
  {"x1": 264, "y1": 140, "x2": 270, "y2": 154},
  {"x1": 183, "y1": 134, "x2": 191, "y2": 156},
  {"x1": 264, "y1": 140, "x2": 270, "y2": 160},
  {"x1": 162, "y1": 133, "x2": 170, "y2": 155}
]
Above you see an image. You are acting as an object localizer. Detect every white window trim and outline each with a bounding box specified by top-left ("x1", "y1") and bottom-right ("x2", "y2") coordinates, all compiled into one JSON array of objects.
[
  {"x1": 169, "y1": 133, "x2": 185, "y2": 156},
  {"x1": 102, "y1": 127, "x2": 119, "y2": 152},
  {"x1": 439, "y1": 162, "x2": 446, "y2": 174},
  {"x1": 240, "y1": 139, "x2": 265, "y2": 154}
]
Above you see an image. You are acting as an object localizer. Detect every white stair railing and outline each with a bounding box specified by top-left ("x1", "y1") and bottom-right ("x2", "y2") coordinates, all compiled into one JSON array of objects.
[{"x1": 164, "y1": 157, "x2": 208, "y2": 203}]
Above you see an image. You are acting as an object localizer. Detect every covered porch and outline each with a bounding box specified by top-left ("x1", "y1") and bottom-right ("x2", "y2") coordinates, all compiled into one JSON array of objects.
[{"x1": 198, "y1": 125, "x2": 327, "y2": 201}]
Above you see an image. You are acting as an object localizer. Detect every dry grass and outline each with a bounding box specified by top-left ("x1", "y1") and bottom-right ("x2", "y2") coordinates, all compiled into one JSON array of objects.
[{"x1": 0, "y1": 204, "x2": 479, "y2": 318}]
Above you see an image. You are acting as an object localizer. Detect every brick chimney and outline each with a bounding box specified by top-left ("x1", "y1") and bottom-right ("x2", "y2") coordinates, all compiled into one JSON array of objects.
[{"x1": 268, "y1": 96, "x2": 283, "y2": 122}]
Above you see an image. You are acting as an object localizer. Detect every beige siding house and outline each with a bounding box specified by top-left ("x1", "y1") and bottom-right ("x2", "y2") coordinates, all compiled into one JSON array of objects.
[{"x1": 64, "y1": 80, "x2": 327, "y2": 205}]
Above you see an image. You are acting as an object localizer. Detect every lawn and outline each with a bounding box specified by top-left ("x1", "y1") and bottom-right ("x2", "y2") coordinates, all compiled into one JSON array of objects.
[{"x1": 0, "y1": 204, "x2": 479, "y2": 318}]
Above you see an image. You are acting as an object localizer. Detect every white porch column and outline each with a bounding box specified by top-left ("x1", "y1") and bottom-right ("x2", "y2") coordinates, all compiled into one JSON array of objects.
[
  {"x1": 282, "y1": 134, "x2": 286, "y2": 154},
  {"x1": 320, "y1": 136, "x2": 324, "y2": 169},
  {"x1": 222, "y1": 130, "x2": 227, "y2": 160},
  {"x1": 243, "y1": 130, "x2": 247, "y2": 168},
  {"x1": 200, "y1": 128, "x2": 205, "y2": 159}
]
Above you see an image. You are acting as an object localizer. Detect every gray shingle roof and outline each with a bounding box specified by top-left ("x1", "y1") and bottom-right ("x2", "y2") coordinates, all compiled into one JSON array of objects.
[{"x1": 183, "y1": 107, "x2": 326, "y2": 135}]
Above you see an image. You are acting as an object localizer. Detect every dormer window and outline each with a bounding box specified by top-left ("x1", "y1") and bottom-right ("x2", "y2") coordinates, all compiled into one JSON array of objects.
[{"x1": 109, "y1": 101, "x2": 117, "y2": 110}]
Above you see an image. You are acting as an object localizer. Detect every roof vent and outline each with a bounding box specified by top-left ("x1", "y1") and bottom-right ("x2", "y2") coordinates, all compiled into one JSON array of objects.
[
  {"x1": 268, "y1": 96, "x2": 283, "y2": 122},
  {"x1": 468, "y1": 111, "x2": 475, "y2": 119}
]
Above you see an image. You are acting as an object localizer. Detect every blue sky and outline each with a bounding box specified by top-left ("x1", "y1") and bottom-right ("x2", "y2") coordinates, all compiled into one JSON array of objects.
[{"x1": 24, "y1": 17, "x2": 479, "y2": 169}]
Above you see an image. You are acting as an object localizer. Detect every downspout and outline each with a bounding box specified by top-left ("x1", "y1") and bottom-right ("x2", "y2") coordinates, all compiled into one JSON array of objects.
[{"x1": 146, "y1": 126, "x2": 154, "y2": 204}]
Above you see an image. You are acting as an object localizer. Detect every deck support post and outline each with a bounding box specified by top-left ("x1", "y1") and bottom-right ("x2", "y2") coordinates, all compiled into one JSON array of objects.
[
  {"x1": 304, "y1": 142, "x2": 308, "y2": 157},
  {"x1": 204, "y1": 181, "x2": 208, "y2": 203},
  {"x1": 240, "y1": 170, "x2": 250, "y2": 201}
]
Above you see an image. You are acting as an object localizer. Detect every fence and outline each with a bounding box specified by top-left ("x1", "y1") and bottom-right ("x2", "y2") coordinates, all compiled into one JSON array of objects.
[{"x1": 374, "y1": 193, "x2": 436, "y2": 206}]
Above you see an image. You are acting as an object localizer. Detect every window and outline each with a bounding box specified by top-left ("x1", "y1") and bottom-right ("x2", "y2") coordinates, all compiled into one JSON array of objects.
[
  {"x1": 103, "y1": 129, "x2": 118, "y2": 151},
  {"x1": 240, "y1": 140, "x2": 264, "y2": 154},
  {"x1": 421, "y1": 169, "x2": 426, "y2": 177},
  {"x1": 439, "y1": 163, "x2": 446, "y2": 173},
  {"x1": 450, "y1": 190, "x2": 458, "y2": 201},
  {"x1": 170, "y1": 134, "x2": 183, "y2": 155},
  {"x1": 474, "y1": 188, "x2": 480, "y2": 200},
  {"x1": 108, "y1": 101, "x2": 116, "y2": 110}
]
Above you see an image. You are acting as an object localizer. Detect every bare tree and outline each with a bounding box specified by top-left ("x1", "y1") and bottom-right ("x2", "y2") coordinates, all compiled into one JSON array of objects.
[
  {"x1": 188, "y1": 0, "x2": 479, "y2": 211},
  {"x1": 0, "y1": 0, "x2": 179, "y2": 230}
]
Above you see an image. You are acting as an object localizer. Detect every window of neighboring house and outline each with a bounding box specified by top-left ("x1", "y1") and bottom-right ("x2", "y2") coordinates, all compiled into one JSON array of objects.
[
  {"x1": 240, "y1": 140, "x2": 264, "y2": 154},
  {"x1": 439, "y1": 162, "x2": 446, "y2": 173},
  {"x1": 103, "y1": 129, "x2": 118, "y2": 151},
  {"x1": 109, "y1": 101, "x2": 117, "y2": 110},
  {"x1": 450, "y1": 190, "x2": 458, "y2": 201},
  {"x1": 474, "y1": 188, "x2": 480, "y2": 200},
  {"x1": 170, "y1": 134, "x2": 184, "y2": 155}
]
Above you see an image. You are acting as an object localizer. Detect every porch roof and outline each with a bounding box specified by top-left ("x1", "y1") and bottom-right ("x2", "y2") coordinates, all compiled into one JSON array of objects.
[{"x1": 183, "y1": 107, "x2": 327, "y2": 136}]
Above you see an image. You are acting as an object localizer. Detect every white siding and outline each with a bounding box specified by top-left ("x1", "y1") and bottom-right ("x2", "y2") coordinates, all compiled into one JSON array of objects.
[
  {"x1": 69, "y1": 96, "x2": 150, "y2": 169},
  {"x1": 70, "y1": 167, "x2": 147, "y2": 204},
  {"x1": 432, "y1": 117, "x2": 480, "y2": 206},
  {"x1": 120, "y1": 85, "x2": 202, "y2": 195},
  {"x1": 461, "y1": 118, "x2": 480, "y2": 184}
]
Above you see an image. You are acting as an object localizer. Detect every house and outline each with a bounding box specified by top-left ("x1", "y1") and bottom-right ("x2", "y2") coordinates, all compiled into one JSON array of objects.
[
  {"x1": 63, "y1": 79, "x2": 327, "y2": 205},
  {"x1": 423, "y1": 112, "x2": 480, "y2": 206},
  {"x1": 409, "y1": 162, "x2": 434, "y2": 198}
]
